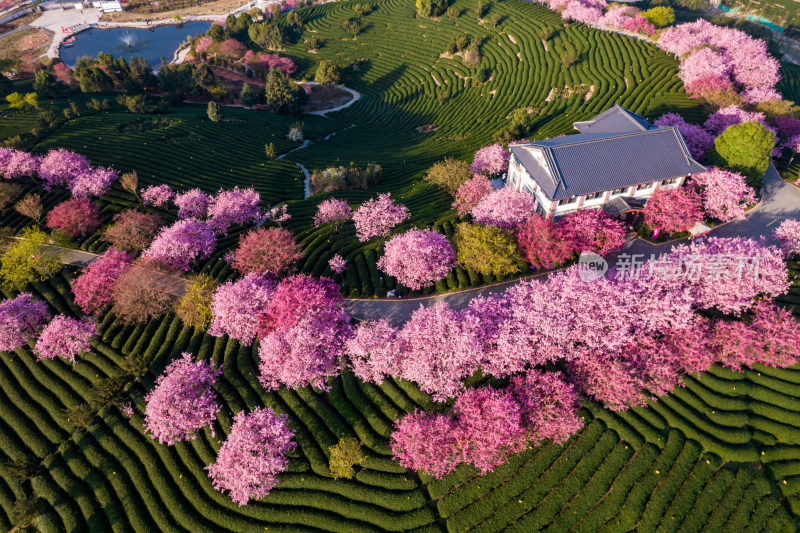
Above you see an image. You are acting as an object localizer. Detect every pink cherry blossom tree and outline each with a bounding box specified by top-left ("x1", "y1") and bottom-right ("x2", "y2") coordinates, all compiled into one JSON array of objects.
[
  {"x1": 773, "y1": 219, "x2": 800, "y2": 256},
  {"x1": 69, "y1": 167, "x2": 119, "y2": 198},
  {"x1": 704, "y1": 105, "x2": 768, "y2": 136},
  {"x1": 515, "y1": 214, "x2": 575, "y2": 269},
  {"x1": 377, "y1": 229, "x2": 455, "y2": 290},
  {"x1": 141, "y1": 184, "x2": 174, "y2": 207},
  {"x1": 46, "y1": 198, "x2": 103, "y2": 238},
  {"x1": 558, "y1": 209, "x2": 627, "y2": 255},
  {"x1": 352, "y1": 193, "x2": 410, "y2": 242},
  {"x1": 206, "y1": 407, "x2": 296, "y2": 506},
  {"x1": 470, "y1": 144, "x2": 510, "y2": 176},
  {"x1": 345, "y1": 319, "x2": 401, "y2": 384},
  {"x1": 313, "y1": 198, "x2": 353, "y2": 229},
  {"x1": 622, "y1": 15, "x2": 655, "y2": 35},
  {"x1": 689, "y1": 167, "x2": 756, "y2": 222},
  {"x1": 471, "y1": 186, "x2": 537, "y2": 231},
  {"x1": 33, "y1": 315, "x2": 96, "y2": 363},
  {"x1": 256, "y1": 275, "x2": 348, "y2": 338},
  {"x1": 144, "y1": 353, "x2": 223, "y2": 445},
  {"x1": 258, "y1": 313, "x2": 350, "y2": 391},
  {"x1": 452, "y1": 175, "x2": 494, "y2": 216},
  {"x1": 0, "y1": 149, "x2": 41, "y2": 180},
  {"x1": 397, "y1": 303, "x2": 482, "y2": 401},
  {"x1": 265, "y1": 204, "x2": 291, "y2": 224},
  {"x1": 642, "y1": 187, "x2": 703, "y2": 234},
  {"x1": 207, "y1": 187, "x2": 262, "y2": 234},
  {"x1": 0, "y1": 293, "x2": 50, "y2": 352},
  {"x1": 174, "y1": 188, "x2": 210, "y2": 219},
  {"x1": 142, "y1": 219, "x2": 216, "y2": 271},
  {"x1": 72, "y1": 248, "x2": 134, "y2": 314},
  {"x1": 208, "y1": 273, "x2": 276, "y2": 342},
  {"x1": 38, "y1": 148, "x2": 91, "y2": 190},
  {"x1": 390, "y1": 410, "x2": 460, "y2": 479},
  {"x1": 510, "y1": 371, "x2": 584, "y2": 444},
  {"x1": 328, "y1": 254, "x2": 347, "y2": 273},
  {"x1": 230, "y1": 227, "x2": 304, "y2": 276},
  {"x1": 713, "y1": 302, "x2": 800, "y2": 369},
  {"x1": 452, "y1": 387, "x2": 528, "y2": 473}
]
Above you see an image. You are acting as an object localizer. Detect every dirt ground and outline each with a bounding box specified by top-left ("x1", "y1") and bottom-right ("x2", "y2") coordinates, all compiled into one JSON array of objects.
[
  {"x1": 301, "y1": 84, "x2": 354, "y2": 113},
  {"x1": 101, "y1": 0, "x2": 245, "y2": 22},
  {"x1": 0, "y1": 27, "x2": 50, "y2": 69},
  {"x1": 0, "y1": 11, "x2": 38, "y2": 33}
]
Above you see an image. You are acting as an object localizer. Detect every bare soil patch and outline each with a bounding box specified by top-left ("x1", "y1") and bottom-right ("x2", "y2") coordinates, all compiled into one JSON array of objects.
[
  {"x1": 300, "y1": 84, "x2": 354, "y2": 113},
  {"x1": 416, "y1": 124, "x2": 439, "y2": 133}
]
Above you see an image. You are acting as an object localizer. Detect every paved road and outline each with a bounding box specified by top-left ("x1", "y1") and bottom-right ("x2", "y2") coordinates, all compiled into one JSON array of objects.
[{"x1": 344, "y1": 164, "x2": 800, "y2": 324}]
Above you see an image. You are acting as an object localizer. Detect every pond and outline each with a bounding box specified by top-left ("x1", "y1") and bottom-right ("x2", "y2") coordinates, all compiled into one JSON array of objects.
[{"x1": 60, "y1": 21, "x2": 212, "y2": 68}]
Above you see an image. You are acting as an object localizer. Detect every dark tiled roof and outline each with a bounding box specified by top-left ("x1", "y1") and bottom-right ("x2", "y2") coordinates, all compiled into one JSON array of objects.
[
  {"x1": 573, "y1": 105, "x2": 656, "y2": 134},
  {"x1": 603, "y1": 196, "x2": 645, "y2": 216},
  {"x1": 510, "y1": 127, "x2": 706, "y2": 200}
]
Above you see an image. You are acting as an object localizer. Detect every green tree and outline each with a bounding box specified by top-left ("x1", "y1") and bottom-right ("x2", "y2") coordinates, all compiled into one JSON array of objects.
[
  {"x1": 315, "y1": 60, "x2": 341, "y2": 85},
  {"x1": 0, "y1": 227, "x2": 64, "y2": 290},
  {"x1": 424, "y1": 157, "x2": 473, "y2": 194},
  {"x1": 192, "y1": 64, "x2": 216, "y2": 92},
  {"x1": 328, "y1": 438, "x2": 367, "y2": 479},
  {"x1": 75, "y1": 63, "x2": 114, "y2": 93},
  {"x1": 454, "y1": 222, "x2": 526, "y2": 277},
  {"x1": 264, "y1": 67, "x2": 302, "y2": 113},
  {"x1": 240, "y1": 82, "x2": 258, "y2": 107},
  {"x1": 642, "y1": 6, "x2": 675, "y2": 28},
  {"x1": 33, "y1": 70, "x2": 58, "y2": 98},
  {"x1": 341, "y1": 18, "x2": 362, "y2": 38},
  {"x1": 5, "y1": 92, "x2": 38, "y2": 109},
  {"x1": 286, "y1": 11, "x2": 303, "y2": 28},
  {"x1": 709, "y1": 121, "x2": 775, "y2": 187},
  {"x1": 265, "y1": 142, "x2": 276, "y2": 159},
  {"x1": 207, "y1": 101, "x2": 223, "y2": 122}
]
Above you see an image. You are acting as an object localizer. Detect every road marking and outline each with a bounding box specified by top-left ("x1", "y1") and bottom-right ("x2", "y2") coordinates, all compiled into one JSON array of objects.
[{"x1": 766, "y1": 219, "x2": 778, "y2": 227}]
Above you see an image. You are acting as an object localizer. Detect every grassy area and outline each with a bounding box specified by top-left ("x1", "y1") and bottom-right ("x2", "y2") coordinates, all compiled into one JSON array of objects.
[{"x1": 2, "y1": 0, "x2": 800, "y2": 530}]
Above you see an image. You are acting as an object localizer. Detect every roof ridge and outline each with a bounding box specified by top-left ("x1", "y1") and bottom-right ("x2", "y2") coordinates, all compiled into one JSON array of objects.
[{"x1": 531, "y1": 128, "x2": 669, "y2": 150}]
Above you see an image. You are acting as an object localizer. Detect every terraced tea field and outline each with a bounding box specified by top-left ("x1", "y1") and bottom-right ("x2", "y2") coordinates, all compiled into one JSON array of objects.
[{"x1": 2, "y1": 0, "x2": 800, "y2": 530}]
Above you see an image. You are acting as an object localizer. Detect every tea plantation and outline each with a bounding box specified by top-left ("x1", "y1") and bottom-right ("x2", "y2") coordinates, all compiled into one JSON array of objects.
[{"x1": 1, "y1": 0, "x2": 800, "y2": 529}]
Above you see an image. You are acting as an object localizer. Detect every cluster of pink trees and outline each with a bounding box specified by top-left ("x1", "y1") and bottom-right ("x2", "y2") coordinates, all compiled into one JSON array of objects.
[
  {"x1": 471, "y1": 187, "x2": 536, "y2": 231},
  {"x1": 352, "y1": 193, "x2": 410, "y2": 241},
  {"x1": 0, "y1": 293, "x2": 51, "y2": 352},
  {"x1": 657, "y1": 19, "x2": 781, "y2": 104},
  {"x1": 391, "y1": 371, "x2": 583, "y2": 477},
  {"x1": 329, "y1": 254, "x2": 347, "y2": 273},
  {"x1": 377, "y1": 229, "x2": 455, "y2": 290},
  {"x1": 773, "y1": 219, "x2": 800, "y2": 256},
  {"x1": 244, "y1": 51, "x2": 298, "y2": 76},
  {"x1": 544, "y1": 0, "x2": 606, "y2": 24},
  {"x1": 206, "y1": 407, "x2": 296, "y2": 506},
  {"x1": 33, "y1": 315, "x2": 96, "y2": 363},
  {"x1": 142, "y1": 219, "x2": 217, "y2": 271},
  {"x1": 313, "y1": 198, "x2": 353, "y2": 229},
  {"x1": 515, "y1": 209, "x2": 627, "y2": 269},
  {"x1": 470, "y1": 144, "x2": 510, "y2": 176},
  {"x1": 0, "y1": 148, "x2": 41, "y2": 180},
  {"x1": 144, "y1": 353, "x2": 223, "y2": 445},
  {"x1": 653, "y1": 114, "x2": 715, "y2": 161},
  {"x1": 72, "y1": 249, "x2": 134, "y2": 314},
  {"x1": 0, "y1": 147, "x2": 118, "y2": 197},
  {"x1": 689, "y1": 168, "x2": 756, "y2": 222}
]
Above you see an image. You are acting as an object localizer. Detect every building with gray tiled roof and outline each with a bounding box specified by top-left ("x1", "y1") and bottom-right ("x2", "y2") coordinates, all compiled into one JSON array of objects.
[{"x1": 507, "y1": 106, "x2": 706, "y2": 218}]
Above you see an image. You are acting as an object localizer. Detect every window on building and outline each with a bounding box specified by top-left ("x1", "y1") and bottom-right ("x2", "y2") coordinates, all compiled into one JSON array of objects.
[
  {"x1": 610, "y1": 188, "x2": 626, "y2": 196},
  {"x1": 586, "y1": 191, "x2": 604, "y2": 201},
  {"x1": 509, "y1": 169, "x2": 518, "y2": 186},
  {"x1": 558, "y1": 196, "x2": 577, "y2": 207},
  {"x1": 510, "y1": 154, "x2": 518, "y2": 167},
  {"x1": 523, "y1": 184, "x2": 534, "y2": 195},
  {"x1": 661, "y1": 178, "x2": 679, "y2": 186},
  {"x1": 636, "y1": 183, "x2": 653, "y2": 191}
]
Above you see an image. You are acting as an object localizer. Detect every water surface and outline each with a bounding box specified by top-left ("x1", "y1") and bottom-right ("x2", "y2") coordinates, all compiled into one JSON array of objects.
[{"x1": 60, "y1": 22, "x2": 211, "y2": 68}]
